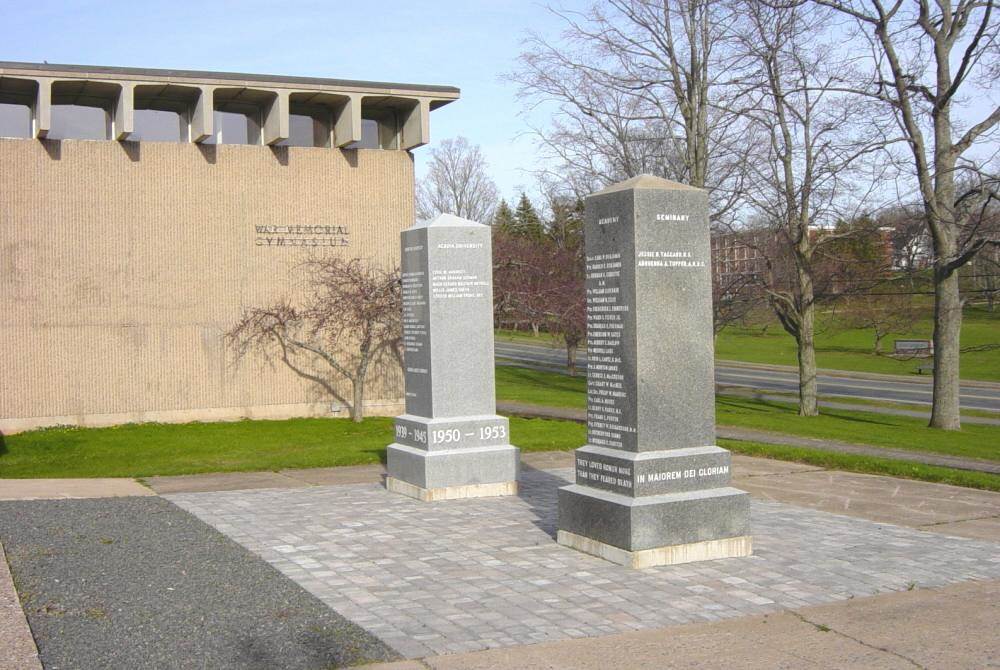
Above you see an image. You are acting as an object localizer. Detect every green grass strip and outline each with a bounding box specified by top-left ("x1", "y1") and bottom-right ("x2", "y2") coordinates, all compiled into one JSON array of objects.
[
  {"x1": 3, "y1": 412, "x2": 996, "y2": 493},
  {"x1": 0, "y1": 416, "x2": 584, "y2": 479},
  {"x1": 720, "y1": 439, "x2": 1000, "y2": 492}
]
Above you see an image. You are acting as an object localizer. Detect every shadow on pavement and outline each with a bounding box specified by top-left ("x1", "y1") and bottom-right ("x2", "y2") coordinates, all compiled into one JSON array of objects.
[{"x1": 516, "y1": 462, "x2": 569, "y2": 540}]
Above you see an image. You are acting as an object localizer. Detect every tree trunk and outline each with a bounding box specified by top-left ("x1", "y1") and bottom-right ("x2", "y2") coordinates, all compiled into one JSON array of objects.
[
  {"x1": 566, "y1": 343, "x2": 577, "y2": 377},
  {"x1": 797, "y1": 286, "x2": 819, "y2": 417},
  {"x1": 351, "y1": 377, "x2": 365, "y2": 422},
  {"x1": 531, "y1": 322, "x2": 540, "y2": 337},
  {"x1": 929, "y1": 268, "x2": 962, "y2": 430},
  {"x1": 873, "y1": 329, "x2": 884, "y2": 355}
]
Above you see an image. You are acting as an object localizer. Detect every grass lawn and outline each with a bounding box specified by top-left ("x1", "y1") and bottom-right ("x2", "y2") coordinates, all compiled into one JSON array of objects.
[
  {"x1": 497, "y1": 364, "x2": 588, "y2": 409},
  {"x1": 715, "y1": 305, "x2": 1000, "y2": 380},
  {"x1": 495, "y1": 365, "x2": 1000, "y2": 462},
  {"x1": 499, "y1": 306, "x2": 1000, "y2": 381},
  {"x1": 720, "y1": 439, "x2": 1000, "y2": 492},
  {"x1": 0, "y1": 416, "x2": 586, "y2": 479}
]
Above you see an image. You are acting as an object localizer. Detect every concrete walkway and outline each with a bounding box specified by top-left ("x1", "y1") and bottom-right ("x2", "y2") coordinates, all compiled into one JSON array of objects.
[
  {"x1": 168, "y1": 464, "x2": 1000, "y2": 663},
  {"x1": 807, "y1": 398, "x2": 1000, "y2": 425},
  {"x1": 369, "y1": 577, "x2": 1000, "y2": 670},
  {"x1": 4, "y1": 452, "x2": 1000, "y2": 668},
  {"x1": 0, "y1": 478, "x2": 153, "y2": 501},
  {"x1": 497, "y1": 400, "x2": 1000, "y2": 475},
  {"x1": 0, "y1": 544, "x2": 41, "y2": 670}
]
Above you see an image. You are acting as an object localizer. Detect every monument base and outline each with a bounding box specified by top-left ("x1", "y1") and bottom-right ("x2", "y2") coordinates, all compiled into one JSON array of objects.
[
  {"x1": 386, "y1": 442, "x2": 519, "y2": 501},
  {"x1": 557, "y1": 484, "x2": 751, "y2": 563},
  {"x1": 386, "y1": 476, "x2": 517, "y2": 502},
  {"x1": 557, "y1": 530, "x2": 752, "y2": 568}
]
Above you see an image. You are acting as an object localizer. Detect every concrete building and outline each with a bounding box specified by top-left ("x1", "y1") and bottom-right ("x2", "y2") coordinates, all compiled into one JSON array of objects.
[{"x1": 0, "y1": 61, "x2": 459, "y2": 433}]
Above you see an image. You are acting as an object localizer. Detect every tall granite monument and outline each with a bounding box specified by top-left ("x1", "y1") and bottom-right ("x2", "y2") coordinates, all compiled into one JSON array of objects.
[
  {"x1": 557, "y1": 175, "x2": 752, "y2": 568},
  {"x1": 386, "y1": 213, "x2": 520, "y2": 501}
]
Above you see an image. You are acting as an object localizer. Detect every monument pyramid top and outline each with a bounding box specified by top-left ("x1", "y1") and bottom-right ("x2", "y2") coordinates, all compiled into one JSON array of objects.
[
  {"x1": 591, "y1": 174, "x2": 702, "y2": 196},
  {"x1": 412, "y1": 213, "x2": 485, "y2": 229}
]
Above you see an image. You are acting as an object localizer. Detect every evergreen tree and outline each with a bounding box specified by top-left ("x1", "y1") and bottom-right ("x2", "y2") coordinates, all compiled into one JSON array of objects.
[
  {"x1": 513, "y1": 193, "x2": 544, "y2": 240},
  {"x1": 492, "y1": 199, "x2": 516, "y2": 234},
  {"x1": 548, "y1": 197, "x2": 585, "y2": 252}
]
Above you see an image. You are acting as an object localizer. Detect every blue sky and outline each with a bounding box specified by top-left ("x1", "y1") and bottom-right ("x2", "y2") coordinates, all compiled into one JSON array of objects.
[
  {"x1": 4, "y1": 1, "x2": 995, "y2": 209},
  {"x1": 1, "y1": 0, "x2": 576, "y2": 203}
]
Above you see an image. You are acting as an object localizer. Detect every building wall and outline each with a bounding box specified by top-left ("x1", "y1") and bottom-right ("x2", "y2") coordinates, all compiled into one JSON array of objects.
[{"x1": 0, "y1": 137, "x2": 412, "y2": 433}]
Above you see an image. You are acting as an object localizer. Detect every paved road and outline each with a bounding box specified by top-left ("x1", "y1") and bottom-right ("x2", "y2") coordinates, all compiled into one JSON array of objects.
[{"x1": 495, "y1": 341, "x2": 1000, "y2": 412}]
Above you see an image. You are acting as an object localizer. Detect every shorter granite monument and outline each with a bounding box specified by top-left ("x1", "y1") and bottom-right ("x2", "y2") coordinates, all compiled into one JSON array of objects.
[
  {"x1": 557, "y1": 175, "x2": 752, "y2": 568},
  {"x1": 386, "y1": 213, "x2": 519, "y2": 501}
]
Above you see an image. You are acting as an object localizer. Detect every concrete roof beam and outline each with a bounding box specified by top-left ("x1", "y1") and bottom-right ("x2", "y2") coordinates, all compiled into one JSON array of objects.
[
  {"x1": 113, "y1": 82, "x2": 134, "y2": 140},
  {"x1": 190, "y1": 86, "x2": 214, "y2": 143},
  {"x1": 34, "y1": 79, "x2": 51, "y2": 138},
  {"x1": 333, "y1": 94, "x2": 362, "y2": 148},
  {"x1": 262, "y1": 90, "x2": 289, "y2": 146},
  {"x1": 400, "y1": 98, "x2": 430, "y2": 150}
]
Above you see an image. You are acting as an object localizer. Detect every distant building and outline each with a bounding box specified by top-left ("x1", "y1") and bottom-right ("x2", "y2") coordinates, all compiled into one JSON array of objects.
[
  {"x1": 710, "y1": 224, "x2": 898, "y2": 290},
  {"x1": 0, "y1": 61, "x2": 459, "y2": 433},
  {"x1": 890, "y1": 228, "x2": 933, "y2": 271},
  {"x1": 710, "y1": 228, "x2": 770, "y2": 287}
]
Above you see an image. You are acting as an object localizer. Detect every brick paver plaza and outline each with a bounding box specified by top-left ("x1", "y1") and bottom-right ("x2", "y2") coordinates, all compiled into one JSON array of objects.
[{"x1": 168, "y1": 467, "x2": 1000, "y2": 659}]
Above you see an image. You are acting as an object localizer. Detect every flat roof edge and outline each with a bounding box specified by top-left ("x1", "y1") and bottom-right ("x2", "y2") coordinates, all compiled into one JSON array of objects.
[{"x1": 0, "y1": 61, "x2": 461, "y2": 96}]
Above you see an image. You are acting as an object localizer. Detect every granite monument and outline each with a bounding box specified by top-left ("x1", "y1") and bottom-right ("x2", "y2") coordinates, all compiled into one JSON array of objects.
[
  {"x1": 557, "y1": 175, "x2": 752, "y2": 568},
  {"x1": 386, "y1": 213, "x2": 520, "y2": 501}
]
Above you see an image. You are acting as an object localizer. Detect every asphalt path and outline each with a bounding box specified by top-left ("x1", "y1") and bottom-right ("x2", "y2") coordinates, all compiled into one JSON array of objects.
[
  {"x1": 494, "y1": 341, "x2": 1000, "y2": 412},
  {"x1": 0, "y1": 497, "x2": 397, "y2": 670}
]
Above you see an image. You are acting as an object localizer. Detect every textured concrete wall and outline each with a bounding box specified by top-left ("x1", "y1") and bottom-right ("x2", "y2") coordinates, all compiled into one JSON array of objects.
[{"x1": 0, "y1": 137, "x2": 412, "y2": 432}]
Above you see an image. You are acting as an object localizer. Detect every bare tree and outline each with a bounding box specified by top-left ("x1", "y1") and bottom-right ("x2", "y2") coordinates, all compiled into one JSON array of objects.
[
  {"x1": 960, "y1": 190, "x2": 1000, "y2": 310},
  {"x1": 712, "y1": 271, "x2": 763, "y2": 335},
  {"x1": 493, "y1": 231, "x2": 554, "y2": 337},
  {"x1": 965, "y1": 241, "x2": 1000, "y2": 311},
  {"x1": 417, "y1": 136, "x2": 500, "y2": 224},
  {"x1": 809, "y1": 0, "x2": 1000, "y2": 429},
  {"x1": 543, "y1": 241, "x2": 587, "y2": 375},
  {"x1": 492, "y1": 193, "x2": 588, "y2": 373},
  {"x1": 733, "y1": 1, "x2": 890, "y2": 415},
  {"x1": 226, "y1": 258, "x2": 402, "y2": 422},
  {"x1": 839, "y1": 293, "x2": 918, "y2": 353},
  {"x1": 511, "y1": 0, "x2": 748, "y2": 219}
]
